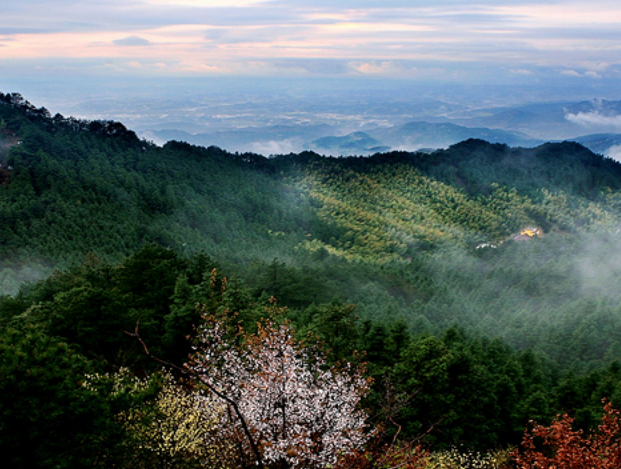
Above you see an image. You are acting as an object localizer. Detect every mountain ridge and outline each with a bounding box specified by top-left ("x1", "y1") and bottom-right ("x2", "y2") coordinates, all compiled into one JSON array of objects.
[{"x1": 4, "y1": 91, "x2": 621, "y2": 383}]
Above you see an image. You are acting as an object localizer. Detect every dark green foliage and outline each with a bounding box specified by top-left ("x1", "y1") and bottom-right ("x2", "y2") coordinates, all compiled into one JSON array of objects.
[
  {"x1": 0, "y1": 326, "x2": 124, "y2": 468},
  {"x1": 4, "y1": 92, "x2": 621, "y2": 462},
  {"x1": 0, "y1": 246, "x2": 225, "y2": 370},
  {"x1": 1, "y1": 244, "x2": 621, "y2": 459},
  {"x1": 295, "y1": 301, "x2": 361, "y2": 363}
]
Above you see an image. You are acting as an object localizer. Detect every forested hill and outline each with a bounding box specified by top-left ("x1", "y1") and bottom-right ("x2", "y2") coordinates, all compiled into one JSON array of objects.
[
  {"x1": 3, "y1": 91, "x2": 621, "y2": 368},
  {"x1": 6, "y1": 92, "x2": 621, "y2": 464},
  {"x1": 2, "y1": 91, "x2": 621, "y2": 270}
]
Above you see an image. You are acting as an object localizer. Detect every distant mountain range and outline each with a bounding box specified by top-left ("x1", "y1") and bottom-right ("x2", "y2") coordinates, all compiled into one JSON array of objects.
[
  {"x1": 369, "y1": 121, "x2": 542, "y2": 150},
  {"x1": 570, "y1": 133, "x2": 621, "y2": 156},
  {"x1": 305, "y1": 123, "x2": 541, "y2": 155},
  {"x1": 136, "y1": 99, "x2": 621, "y2": 160},
  {"x1": 306, "y1": 121, "x2": 621, "y2": 158},
  {"x1": 454, "y1": 99, "x2": 621, "y2": 141},
  {"x1": 307, "y1": 131, "x2": 390, "y2": 155},
  {"x1": 142, "y1": 123, "x2": 336, "y2": 154}
]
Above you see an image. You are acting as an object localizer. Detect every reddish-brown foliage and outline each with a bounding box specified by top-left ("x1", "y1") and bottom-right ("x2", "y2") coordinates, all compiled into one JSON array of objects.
[{"x1": 512, "y1": 400, "x2": 621, "y2": 469}]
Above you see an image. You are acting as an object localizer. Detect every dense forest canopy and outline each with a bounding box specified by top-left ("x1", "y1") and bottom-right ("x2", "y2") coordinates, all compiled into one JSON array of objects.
[{"x1": 3, "y1": 92, "x2": 621, "y2": 467}]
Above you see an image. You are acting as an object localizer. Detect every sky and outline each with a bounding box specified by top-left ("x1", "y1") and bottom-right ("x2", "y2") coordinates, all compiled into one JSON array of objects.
[
  {"x1": 2, "y1": 0, "x2": 621, "y2": 82},
  {"x1": 2, "y1": 0, "x2": 621, "y2": 129}
]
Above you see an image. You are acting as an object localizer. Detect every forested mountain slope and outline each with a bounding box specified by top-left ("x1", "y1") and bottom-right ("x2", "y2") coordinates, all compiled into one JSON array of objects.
[
  {"x1": 2, "y1": 91, "x2": 621, "y2": 370},
  {"x1": 6, "y1": 92, "x2": 621, "y2": 465}
]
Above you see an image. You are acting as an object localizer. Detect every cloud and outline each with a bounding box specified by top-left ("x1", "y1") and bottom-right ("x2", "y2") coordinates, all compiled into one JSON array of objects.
[
  {"x1": 247, "y1": 138, "x2": 302, "y2": 155},
  {"x1": 4, "y1": 0, "x2": 621, "y2": 84},
  {"x1": 177, "y1": 61, "x2": 229, "y2": 73},
  {"x1": 577, "y1": 61, "x2": 611, "y2": 72},
  {"x1": 565, "y1": 112, "x2": 621, "y2": 130},
  {"x1": 562, "y1": 69, "x2": 582, "y2": 77},
  {"x1": 146, "y1": 0, "x2": 269, "y2": 6},
  {"x1": 203, "y1": 26, "x2": 303, "y2": 45},
  {"x1": 0, "y1": 27, "x2": 50, "y2": 34},
  {"x1": 273, "y1": 59, "x2": 350, "y2": 75},
  {"x1": 269, "y1": 0, "x2": 550, "y2": 7},
  {"x1": 113, "y1": 35, "x2": 151, "y2": 46},
  {"x1": 607, "y1": 145, "x2": 621, "y2": 162},
  {"x1": 351, "y1": 60, "x2": 407, "y2": 75},
  {"x1": 509, "y1": 68, "x2": 533, "y2": 75},
  {"x1": 203, "y1": 28, "x2": 226, "y2": 41},
  {"x1": 561, "y1": 69, "x2": 602, "y2": 78}
]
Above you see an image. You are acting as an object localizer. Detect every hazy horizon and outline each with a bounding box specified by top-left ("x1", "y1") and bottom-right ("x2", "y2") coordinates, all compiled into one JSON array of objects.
[{"x1": 3, "y1": 1, "x2": 621, "y2": 155}]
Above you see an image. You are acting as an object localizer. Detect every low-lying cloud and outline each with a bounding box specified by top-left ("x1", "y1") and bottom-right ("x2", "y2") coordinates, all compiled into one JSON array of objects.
[
  {"x1": 561, "y1": 69, "x2": 602, "y2": 78},
  {"x1": 247, "y1": 138, "x2": 303, "y2": 156},
  {"x1": 565, "y1": 111, "x2": 621, "y2": 131},
  {"x1": 606, "y1": 144, "x2": 621, "y2": 162}
]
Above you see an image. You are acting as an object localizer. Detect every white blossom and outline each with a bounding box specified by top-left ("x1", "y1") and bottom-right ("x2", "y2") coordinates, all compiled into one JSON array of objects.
[{"x1": 188, "y1": 312, "x2": 371, "y2": 469}]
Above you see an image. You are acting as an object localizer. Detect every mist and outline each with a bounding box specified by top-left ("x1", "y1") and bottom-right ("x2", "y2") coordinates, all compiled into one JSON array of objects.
[
  {"x1": 6, "y1": 76, "x2": 621, "y2": 157},
  {"x1": 565, "y1": 111, "x2": 621, "y2": 133}
]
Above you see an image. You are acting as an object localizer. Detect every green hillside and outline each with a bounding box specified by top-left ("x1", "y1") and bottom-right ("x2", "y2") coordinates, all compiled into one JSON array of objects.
[
  {"x1": 4, "y1": 92, "x2": 621, "y2": 466},
  {"x1": 3, "y1": 91, "x2": 621, "y2": 364}
]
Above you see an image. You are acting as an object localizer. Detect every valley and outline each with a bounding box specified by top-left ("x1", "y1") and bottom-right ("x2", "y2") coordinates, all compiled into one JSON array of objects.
[{"x1": 3, "y1": 91, "x2": 621, "y2": 467}]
